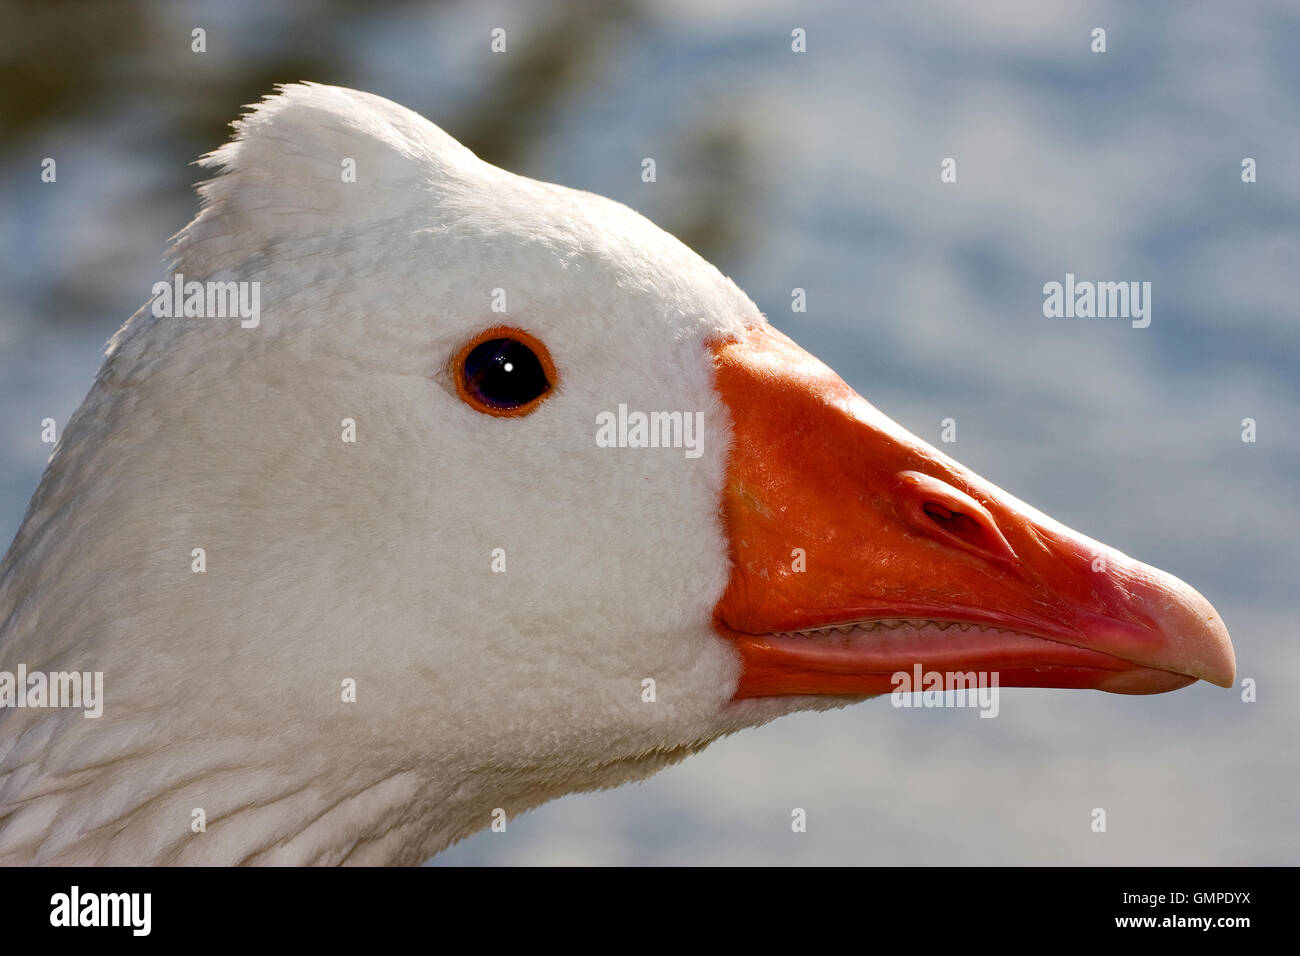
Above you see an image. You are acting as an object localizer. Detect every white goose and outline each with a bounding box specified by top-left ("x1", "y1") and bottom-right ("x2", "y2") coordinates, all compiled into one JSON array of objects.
[{"x1": 0, "y1": 84, "x2": 1234, "y2": 865}]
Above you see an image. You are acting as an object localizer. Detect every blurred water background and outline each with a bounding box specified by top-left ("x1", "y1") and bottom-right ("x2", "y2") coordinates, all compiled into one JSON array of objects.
[{"x1": 1, "y1": 0, "x2": 1296, "y2": 864}]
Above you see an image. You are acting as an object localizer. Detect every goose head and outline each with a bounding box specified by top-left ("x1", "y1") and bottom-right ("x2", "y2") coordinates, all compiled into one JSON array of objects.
[{"x1": 0, "y1": 84, "x2": 1234, "y2": 865}]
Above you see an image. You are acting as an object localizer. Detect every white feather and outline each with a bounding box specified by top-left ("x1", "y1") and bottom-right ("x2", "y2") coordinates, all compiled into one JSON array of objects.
[{"x1": 0, "y1": 84, "x2": 815, "y2": 864}]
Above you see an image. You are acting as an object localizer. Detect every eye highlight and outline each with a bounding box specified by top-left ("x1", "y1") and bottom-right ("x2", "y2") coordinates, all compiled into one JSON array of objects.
[{"x1": 454, "y1": 327, "x2": 556, "y2": 417}]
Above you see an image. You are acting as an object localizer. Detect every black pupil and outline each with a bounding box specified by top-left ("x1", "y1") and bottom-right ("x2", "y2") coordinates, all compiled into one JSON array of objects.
[{"x1": 463, "y1": 338, "x2": 550, "y2": 409}]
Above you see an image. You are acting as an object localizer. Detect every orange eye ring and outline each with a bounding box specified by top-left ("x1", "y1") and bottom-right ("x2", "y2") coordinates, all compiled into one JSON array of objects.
[{"x1": 452, "y1": 326, "x2": 558, "y2": 418}]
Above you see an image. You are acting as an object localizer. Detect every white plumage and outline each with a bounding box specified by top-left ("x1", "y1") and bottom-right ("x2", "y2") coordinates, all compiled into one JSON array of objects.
[{"x1": 0, "y1": 84, "x2": 793, "y2": 863}]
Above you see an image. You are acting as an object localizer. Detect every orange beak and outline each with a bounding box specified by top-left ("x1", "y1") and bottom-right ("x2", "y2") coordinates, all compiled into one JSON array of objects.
[{"x1": 711, "y1": 324, "x2": 1235, "y2": 699}]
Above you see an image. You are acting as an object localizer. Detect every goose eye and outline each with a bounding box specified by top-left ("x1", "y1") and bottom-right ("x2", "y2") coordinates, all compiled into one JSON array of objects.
[{"x1": 454, "y1": 327, "x2": 556, "y2": 417}]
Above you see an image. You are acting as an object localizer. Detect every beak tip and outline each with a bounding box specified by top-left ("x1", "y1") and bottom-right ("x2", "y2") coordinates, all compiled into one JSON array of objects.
[
  {"x1": 1206, "y1": 618, "x2": 1237, "y2": 688},
  {"x1": 1205, "y1": 631, "x2": 1237, "y2": 689},
  {"x1": 1141, "y1": 568, "x2": 1236, "y2": 689}
]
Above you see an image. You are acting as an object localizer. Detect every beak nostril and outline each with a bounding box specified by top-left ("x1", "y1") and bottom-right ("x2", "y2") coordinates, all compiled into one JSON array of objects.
[
  {"x1": 897, "y1": 471, "x2": 1018, "y2": 565},
  {"x1": 923, "y1": 501, "x2": 987, "y2": 545},
  {"x1": 923, "y1": 502, "x2": 953, "y2": 522}
]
